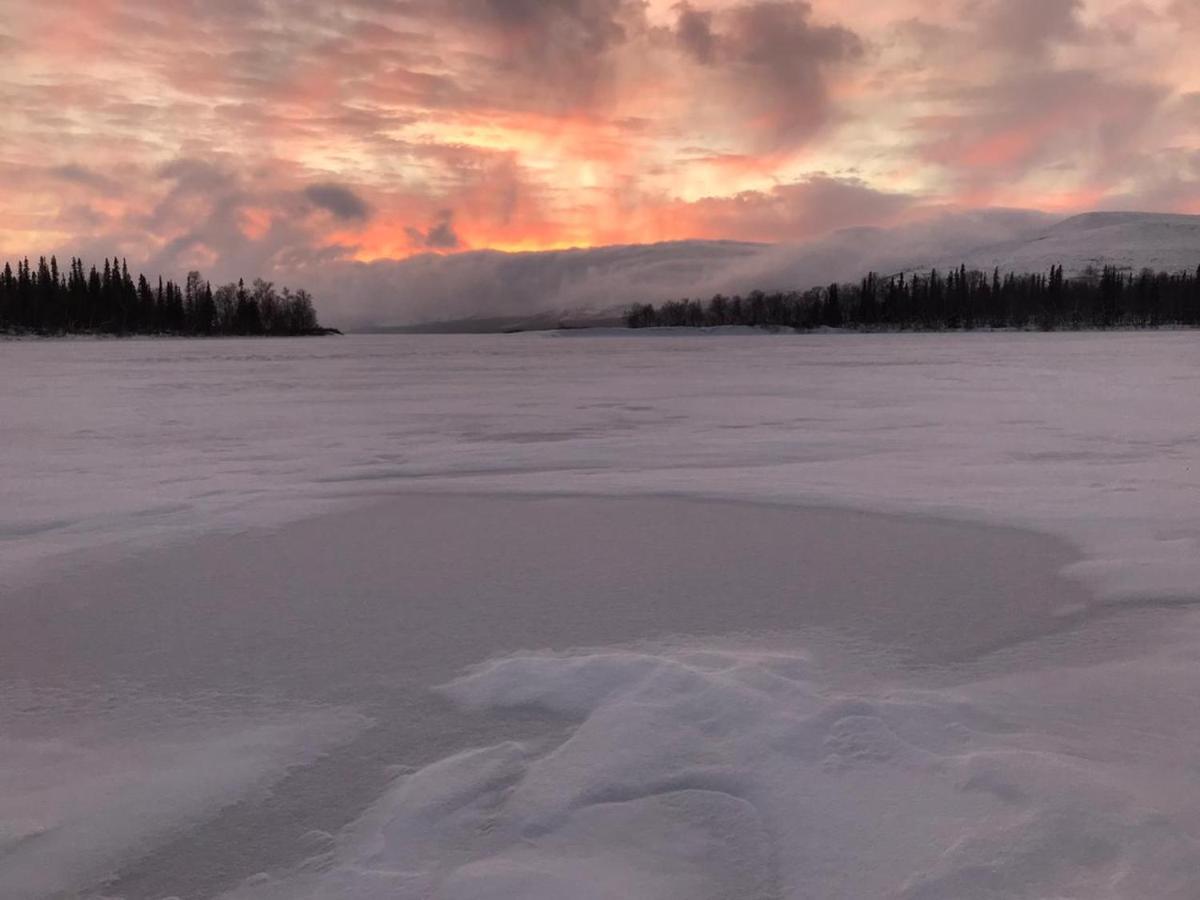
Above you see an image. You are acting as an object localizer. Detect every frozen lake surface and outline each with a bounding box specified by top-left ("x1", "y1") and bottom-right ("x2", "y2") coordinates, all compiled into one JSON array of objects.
[{"x1": 2, "y1": 333, "x2": 1200, "y2": 898}]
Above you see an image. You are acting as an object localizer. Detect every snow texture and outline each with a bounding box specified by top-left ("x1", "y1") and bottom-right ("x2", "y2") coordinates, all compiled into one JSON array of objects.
[
  {"x1": 4, "y1": 332, "x2": 1199, "y2": 601},
  {"x1": 223, "y1": 638, "x2": 1200, "y2": 900},
  {"x1": 3, "y1": 331, "x2": 1200, "y2": 899},
  {"x1": 0, "y1": 698, "x2": 364, "y2": 899}
]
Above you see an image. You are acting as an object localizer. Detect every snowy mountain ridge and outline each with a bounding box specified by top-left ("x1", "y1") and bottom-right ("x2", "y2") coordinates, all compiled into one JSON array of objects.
[{"x1": 913, "y1": 211, "x2": 1200, "y2": 279}]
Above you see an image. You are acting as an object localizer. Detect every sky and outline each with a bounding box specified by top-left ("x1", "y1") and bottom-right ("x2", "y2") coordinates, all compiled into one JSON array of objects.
[{"x1": 1, "y1": 0, "x2": 1198, "y2": 284}]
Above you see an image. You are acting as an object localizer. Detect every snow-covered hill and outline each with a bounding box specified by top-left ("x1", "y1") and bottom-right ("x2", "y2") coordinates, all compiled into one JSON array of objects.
[{"x1": 914, "y1": 212, "x2": 1200, "y2": 278}]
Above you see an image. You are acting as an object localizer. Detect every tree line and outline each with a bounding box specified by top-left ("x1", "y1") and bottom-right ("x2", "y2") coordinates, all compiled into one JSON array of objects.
[
  {"x1": 0, "y1": 255, "x2": 334, "y2": 336},
  {"x1": 626, "y1": 265, "x2": 1200, "y2": 332}
]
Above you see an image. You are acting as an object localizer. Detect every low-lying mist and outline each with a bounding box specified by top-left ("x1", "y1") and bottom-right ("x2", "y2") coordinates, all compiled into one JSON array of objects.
[
  {"x1": 275, "y1": 210, "x2": 1200, "y2": 331},
  {"x1": 279, "y1": 210, "x2": 1053, "y2": 330}
]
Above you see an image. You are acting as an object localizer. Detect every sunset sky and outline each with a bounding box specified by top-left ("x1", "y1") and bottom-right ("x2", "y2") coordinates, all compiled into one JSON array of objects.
[{"x1": 2, "y1": 0, "x2": 1198, "y2": 276}]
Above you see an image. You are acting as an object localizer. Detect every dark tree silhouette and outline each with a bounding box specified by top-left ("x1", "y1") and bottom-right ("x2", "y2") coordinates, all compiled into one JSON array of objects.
[
  {"x1": 627, "y1": 265, "x2": 1200, "y2": 333},
  {"x1": 0, "y1": 256, "x2": 334, "y2": 336}
]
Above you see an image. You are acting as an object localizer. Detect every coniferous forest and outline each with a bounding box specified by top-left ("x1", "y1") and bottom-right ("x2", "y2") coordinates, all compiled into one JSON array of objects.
[
  {"x1": 627, "y1": 265, "x2": 1200, "y2": 332},
  {"x1": 0, "y1": 256, "x2": 335, "y2": 336}
]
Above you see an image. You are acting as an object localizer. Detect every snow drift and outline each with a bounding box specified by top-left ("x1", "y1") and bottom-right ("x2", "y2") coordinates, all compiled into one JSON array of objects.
[{"x1": 223, "y1": 636, "x2": 1200, "y2": 900}]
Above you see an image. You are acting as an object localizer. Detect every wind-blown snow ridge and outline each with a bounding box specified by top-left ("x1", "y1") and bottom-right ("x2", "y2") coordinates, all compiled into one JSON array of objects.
[{"x1": 223, "y1": 641, "x2": 1200, "y2": 900}]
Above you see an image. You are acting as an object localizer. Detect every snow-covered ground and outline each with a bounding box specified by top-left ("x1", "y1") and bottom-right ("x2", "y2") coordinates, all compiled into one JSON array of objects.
[
  {"x1": 2, "y1": 333, "x2": 1200, "y2": 899},
  {"x1": 5, "y1": 332, "x2": 1199, "y2": 599}
]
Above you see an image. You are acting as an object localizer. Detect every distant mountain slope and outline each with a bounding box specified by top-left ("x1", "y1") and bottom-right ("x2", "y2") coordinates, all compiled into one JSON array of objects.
[
  {"x1": 915, "y1": 212, "x2": 1200, "y2": 278},
  {"x1": 294, "y1": 211, "x2": 1198, "y2": 330}
]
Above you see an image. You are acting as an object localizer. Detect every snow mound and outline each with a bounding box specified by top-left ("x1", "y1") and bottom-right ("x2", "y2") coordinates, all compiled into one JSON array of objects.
[{"x1": 222, "y1": 639, "x2": 1200, "y2": 900}]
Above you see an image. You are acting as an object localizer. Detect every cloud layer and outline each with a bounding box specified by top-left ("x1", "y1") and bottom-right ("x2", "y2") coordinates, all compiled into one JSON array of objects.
[
  {"x1": 1, "y1": 0, "x2": 1198, "y2": 321},
  {"x1": 304, "y1": 208, "x2": 1064, "y2": 328}
]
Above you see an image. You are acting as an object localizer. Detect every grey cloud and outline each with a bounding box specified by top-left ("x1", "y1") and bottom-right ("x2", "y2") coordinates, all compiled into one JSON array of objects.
[
  {"x1": 440, "y1": 0, "x2": 640, "y2": 107},
  {"x1": 56, "y1": 203, "x2": 112, "y2": 230},
  {"x1": 975, "y1": 0, "x2": 1084, "y2": 57},
  {"x1": 1169, "y1": 0, "x2": 1200, "y2": 30},
  {"x1": 305, "y1": 183, "x2": 372, "y2": 221},
  {"x1": 675, "y1": 1, "x2": 864, "y2": 147},
  {"x1": 158, "y1": 158, "x2": 232, "y2": 192},
  {"x1": 457, "y1": 0, "x2": 629, "y2": 51},
  {"x1": 110, "y1": 158, "x2": 348, "y2": 285},
  {"x1": 674, "y1": 2, "x2": 717, "y2": 63},
  {"x1": 1177, "y1": 92, "x2": 1200, "y2": 119},
  {"x1": 406, "y1": 210, "x2": 461, "y2": 249},
  {"x1": 48, "y1": 164, "x2": 120, "y2": 195},
  {"x1": 677, "y1": 2, "x2": 862, "y2": 71}
]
